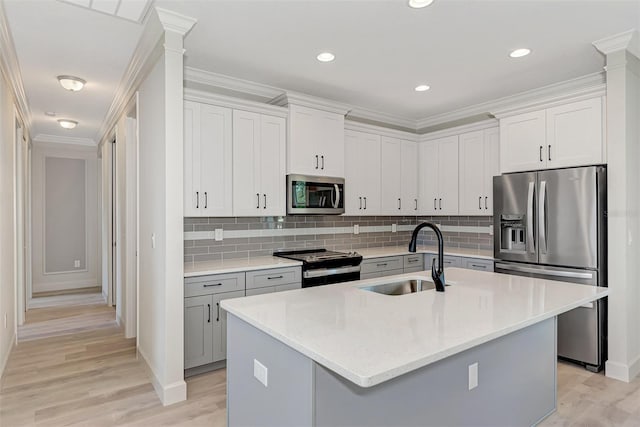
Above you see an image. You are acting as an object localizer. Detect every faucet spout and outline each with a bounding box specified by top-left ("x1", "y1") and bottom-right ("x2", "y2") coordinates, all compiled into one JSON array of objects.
[{"x1": 408, "y1": 222, "x2": 445, "y2": 292}]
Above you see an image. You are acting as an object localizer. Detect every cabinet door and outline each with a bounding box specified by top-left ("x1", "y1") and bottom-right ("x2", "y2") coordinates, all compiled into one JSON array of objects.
[
  {"x1": 380, "y1": 137, "x2": 402, "y2": 214},
  {"x1": 184, "y1": 295, "x2": 213, "y2": 369},
  {"x1": 546, "y1": 97, "x2": 603, "y2": 169},
  {"x1": 344, "y1": 130, "x2": 364, "y2": 215},
  {"x1": 438, "y1": 136, "x2": 459, "y2": 215},
  {"x1": 232, "y1": 110, "x2": 261, "y2": 216},
  {"x1": 260, "y1": 115, "x2": 286, "y2": 216},
  {"x1": 212, "y1": 290, "x2": 245, "y2": 363},
  {"x1": 458, "y1": 131, "x2": 485, "y2": 215},
  {"x1": 483, "y1": 127, "x2": 500, "y2": 215},
  {"x1": 288, "y1": 104, "x2": 318, "y2": 175},
  {"x1": 418, "y1": 141, "x2": 439, "y2": 214},
  {"x1": 360, "y1": 133, "x2": 381, "y2": 215},
  {"x1": 401, "y1": 140, "x2": 418, "y2": 215},
  {"x1": 199, "y1": 104, "x2": 233, "y2": 216},
  {"x1": 500, "y1": 110, "x2": 546, "y2": 173},
  {"x1": 184, "y1": 101, "x2": 201, "y2": 217},
  {"x1": 318, "y1": 110, "x2": 345, "y2": 177}
]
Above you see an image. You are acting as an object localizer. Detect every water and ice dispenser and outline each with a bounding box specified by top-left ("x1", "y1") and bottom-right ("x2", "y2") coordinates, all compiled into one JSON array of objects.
[{"x1": 499, "y1": 214, "x2": 527, "y2": 252}]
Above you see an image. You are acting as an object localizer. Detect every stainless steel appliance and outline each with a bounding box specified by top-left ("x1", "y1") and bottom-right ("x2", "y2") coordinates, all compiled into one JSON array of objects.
[
  {"x1": 274, "y1": 249, "x2": 362, "y2": 287},
  {"x1": 493, "y1": 165, "x2": 607, "y2": 372},
  {"x1": 287, "y1": 174, "x2": 344, "y2": 215}
]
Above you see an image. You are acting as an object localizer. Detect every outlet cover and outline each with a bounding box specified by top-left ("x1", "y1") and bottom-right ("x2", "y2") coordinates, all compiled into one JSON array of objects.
[
  {"x1": 254, "y1": 359, "x2": 268, "y2": 387},
  {"x1": 214, "y1": 228, "x2": 224, "y2": 241},
  {"x1": 353, "y1": 224, "x2": 359, "y2": 235},
  {"x1": 489, "y1": 225, "x2": 494, "y2": 236},
  {"x1": 468, "y1": 362, "x2": 478, "y2": 390},
  {"x1": 74, "y1": 260, "x2": 80, "y2": 268},
  {"x1": 391, "y1": 224, "x2": 397, "y2": 233}
]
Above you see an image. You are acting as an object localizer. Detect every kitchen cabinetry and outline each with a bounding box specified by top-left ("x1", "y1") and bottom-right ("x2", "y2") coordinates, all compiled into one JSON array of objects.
[
  {"x1": 288, "y1": 104, "x2": 344, "y2": 177},
  {"x1": 500, "y1": 97, "x2": 603, "y2": 173},
  {"x1": 361, "y1": 256, "x2": 404, "y2": 279},
  {"x1": 233, "y1": 110, "x2": 286, "y2": 216},
  {"x1": 184, "y1": 101, "x2": 233, "y2": 217},
  {"x1": 403, "y1": 254, "x2": 424, "y2": 273},
  {"x1": 418, "y1": 136, "x2": 459, "y2": 215},
  {"x1": 381, "y1": 138, "x2": 418, "y2": 215},
  {"x1": 344, "y1": 130, "x2": 381, "y2": 215},
  {"x1": 459, "y1": 128, "x2": 500, "y2": 215},
  {"x1": 462, "y1": 258, "x2": 494, "y2": 272},
  {"x1": 245, "y1": 266, "x2": 302, "y2": 296}
]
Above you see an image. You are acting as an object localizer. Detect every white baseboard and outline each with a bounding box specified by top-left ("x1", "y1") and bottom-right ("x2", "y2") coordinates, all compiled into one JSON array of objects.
[
  {"x1": 0, "y1": 332, "x2": 16, "y2": 383},
  {"x1": 137, "y1": 347, "x2": 187, "y2": 406},
  {"x1": 605, "y1": 355, "x2": 640, "y2": 382}
]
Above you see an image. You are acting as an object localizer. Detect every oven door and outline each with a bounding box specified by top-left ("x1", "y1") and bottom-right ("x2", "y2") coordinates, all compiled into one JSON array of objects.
[
  {"x1": 287, "y1": 174, "x2": 345, "y2": 215},
  {"x1": 302, "y1": 266, "x2": 360, "y2": 287}
]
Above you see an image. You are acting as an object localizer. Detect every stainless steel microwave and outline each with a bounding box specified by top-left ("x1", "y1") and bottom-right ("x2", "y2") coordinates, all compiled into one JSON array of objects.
[{"x1": 287, "y1": 174, "x2": 345, "y2": 215}]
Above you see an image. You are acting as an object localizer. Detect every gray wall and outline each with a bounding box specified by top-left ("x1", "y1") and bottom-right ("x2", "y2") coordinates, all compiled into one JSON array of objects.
[{"x1": 184, "y1": 215, "x2": 492, "y2": 263}]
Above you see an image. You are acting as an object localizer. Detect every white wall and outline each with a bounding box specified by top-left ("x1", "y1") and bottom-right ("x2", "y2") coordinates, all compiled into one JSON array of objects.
[
  {"x1": 0, "y1": 69, "x2": 16, "y2": 377},
  {"x1": 30, "y1": 143, "x2": 99, "y2": 294}
]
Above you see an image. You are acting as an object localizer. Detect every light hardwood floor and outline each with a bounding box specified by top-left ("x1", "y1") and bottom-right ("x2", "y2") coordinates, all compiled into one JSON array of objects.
[{"x1": 2, "y1": 303, "x2": 640, "y2": 426}]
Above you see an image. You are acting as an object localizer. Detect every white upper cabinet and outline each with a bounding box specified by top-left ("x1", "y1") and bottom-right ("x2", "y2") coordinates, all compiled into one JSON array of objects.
[
  {"x1": 459, "y1": 128, "x2": 500, "y2": 215},
  {"x1": 233, "y1": 110, "x2": 286, "y2": 216},
  {"x1": 381, "y1": 137, "x2": 418, "y2": 215},
  {"x1": 500, "y1": 97, "x2": 604, "y2": 173},
  {"x1": 400, "y1": 140, "x2": 419, "y2": 215},
  {"x1": 418, "y1": 136, "x2": 459, "y2": 216},
  {"x1": 344, "y1": 130, "x2": 381, "y2": 215},
  {"x1": 288, "y1": 104, "x2": 345, "y2": 177},
  {"x1": 184, "y1": 101, "x2": 233, "y2": 217}
]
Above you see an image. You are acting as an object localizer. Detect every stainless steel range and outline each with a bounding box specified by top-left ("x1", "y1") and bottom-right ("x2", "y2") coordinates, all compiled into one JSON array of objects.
[{"x1": 274, "y1": 249, "x2": 362, "y2": 287}]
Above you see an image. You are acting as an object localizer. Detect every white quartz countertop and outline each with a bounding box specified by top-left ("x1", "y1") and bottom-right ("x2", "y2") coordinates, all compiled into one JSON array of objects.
[
  {"x1": 221, "y1": 268, "x2": 609, "y2": 388},
  {"x1": 357, "y1": 245, "x2": 494, "y2": 260},
  {"x1": 184, "y1": 257, "x2": 302, "y2": 277}
]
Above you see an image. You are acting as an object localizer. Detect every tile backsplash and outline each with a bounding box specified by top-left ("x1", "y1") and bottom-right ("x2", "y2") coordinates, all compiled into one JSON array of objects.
[{"x1": 184, "y1": 215, "x2": 493, "y2": 263}]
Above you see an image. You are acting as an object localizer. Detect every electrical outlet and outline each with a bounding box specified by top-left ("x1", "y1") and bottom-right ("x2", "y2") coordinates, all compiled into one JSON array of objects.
[
  {"x1": 4, "y1": 313, "x2": 7, "y2": 329},
  {"x1": 353, "y1": 224, "x2": 359, "y2": 235},
  {"x1": 391, "y1": 224, "x2": 397, "y2": 233},
  {"x1": 468, "y1": 362, "x2": 478, "y2": 390},
  {"x1": 214, "y1": 228, "x2": 224, "y2": 241},
  {"x1": 254, "y1": 359, "x2": 268, "y2": 387},
  {"x1": 151, "y1": 233, "x2": 156, "y2": 249},
  {"x1": 488, "y1": 225, "x2": 494, "y2": 236},
  {"x1": 74, "y1": 260, "x2": 80, "y2": 268}
]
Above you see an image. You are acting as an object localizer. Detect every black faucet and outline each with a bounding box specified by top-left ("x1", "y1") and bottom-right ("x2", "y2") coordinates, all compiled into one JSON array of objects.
[{"x1": 408, "y1": 222, "x2": 445, "y2": 292}]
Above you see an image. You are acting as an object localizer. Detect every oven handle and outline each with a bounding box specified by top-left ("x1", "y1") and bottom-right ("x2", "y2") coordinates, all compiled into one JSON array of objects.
[
  {"x1": 332, "y1": 184, "x2": 341, "y2": 208},
  {"x1": 303, "y1": 265, "x2": 361, "y2": 279}
]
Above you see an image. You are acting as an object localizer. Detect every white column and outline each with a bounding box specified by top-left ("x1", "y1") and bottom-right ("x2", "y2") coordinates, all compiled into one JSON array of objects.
[{"x1": 593, "y1": 30, "x2": 640, "y2": 382}]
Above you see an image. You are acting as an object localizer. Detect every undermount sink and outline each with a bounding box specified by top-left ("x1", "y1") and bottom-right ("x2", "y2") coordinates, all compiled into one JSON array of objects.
[{"x1": 360, "y1": 279, "x2": 450, "y2": 296}]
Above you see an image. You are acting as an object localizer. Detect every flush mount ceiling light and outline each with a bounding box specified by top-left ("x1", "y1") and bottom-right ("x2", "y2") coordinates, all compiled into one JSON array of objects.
[
  {"x1": 316, "y1": 52, "x2": 335, "y2": 62},
  {"x1": 415, "y1": 84, "x2": 430, "y2": 92},
  {"x1": 58, "y1": 119, "x2": 78, "y2": 129},
  {"x1": 57, "y1": 75, "x2": 86, "y2": 92},
  {"x1": 408, "y1": 0, "x2": 434, "y2": 9},
  {"x1": 509, "y1": 48, "x2": 531, "y2": 58}
]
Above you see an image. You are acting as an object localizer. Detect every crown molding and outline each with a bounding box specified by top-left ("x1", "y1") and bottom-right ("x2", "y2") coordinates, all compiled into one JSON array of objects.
[
  {"x1": 419, "y1": 119, "x2": 498, "y2": 141},
  {"x1": 33, "y1": 133, "x2": 96, "y2": 147},
  {"x1": 346, "y1": 106, "x2": 418, "y2": 131},
  {"x1": 155, "y1": 7, "x2": 197, "y2": 36},
  {"x1": 184, "y1": 88, "x2": 288, "y2": 118},
  {"x1": 184, "y1": 67, "x2": 284, "y2": 100},
  {"x1": 344, "y1": 120, "x2": 419, "y2": 141},
  {"x1": 0, "y1": 2, "x2": 31, "y2": 131},
  {"x1": 269, "y1": 91, "x2": 351, "y2": 115},
  {"x1": 593, "y1": 29, "x2": 640, "y2": 58}
]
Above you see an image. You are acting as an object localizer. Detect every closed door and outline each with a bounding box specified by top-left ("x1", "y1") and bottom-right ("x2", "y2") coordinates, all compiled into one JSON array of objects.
[
  {"x1": 418, "y1": 141, "x2": 439, "y2": 214},
  {"x1": 500, "y1": 110, "x2": 546, "y2": 173},
  {"x1": 438, "y1": 137, "x2": 459, "y2": 214},
  {"x1": 260, "y1": 115, "x2": 286, "y2": 216},
  {"x1": 380, "y1": 137, "x2": 402, "y2": 214},
  {"x1": 184, "y1": 295, "x2": 213, "y2": 369},
  {"x1": 401, "y1": 140, "x2": 418, "y2": 214},
  {"x1": 288, "y1": 105, "x2": 318, "y2": 175},
  {"x1": 458, "y1": 131, "x2": 485, "y2": 215},
  {"x1": 344, "y1": 130, "x2": 364, "y2": 214},
  {"x1": 318, "y1": 110, "x2": 345, "y2": 177},
  {"x1": 183, "y1": 101, "x2": 201, "y2": 217},
  {"x1": 360, "y1": 133, "x2": 381, "y2": 214},
  {"x1": 483, "y1": 128, "x2": 500, "y2": 215},
  {"x1": 232, "y1": 110, "x2": 261, "y2": 216},
  {"x1": 212, "y1": 290, "x2": 245, "y2": 362}
]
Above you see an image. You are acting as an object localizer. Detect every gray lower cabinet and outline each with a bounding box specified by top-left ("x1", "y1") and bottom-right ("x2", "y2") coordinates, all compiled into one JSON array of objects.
[
  {"x1": 403, "y1": 254, "x2": 424, "y2": 273},
  {"x1": 462, "y1": 258, "x2": 494, "y2": 272},
  {"x1": 425, "y1": 253, "x2": 462, "y2": 270},
  {"x1": 246, "y1": 282, "x2": 302, "y2": 297}
]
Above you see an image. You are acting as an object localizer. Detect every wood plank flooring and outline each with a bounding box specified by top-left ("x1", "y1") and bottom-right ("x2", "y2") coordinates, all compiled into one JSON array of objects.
[{"x1": 3, "y1": 303, "x2": 640, "y2": 426}]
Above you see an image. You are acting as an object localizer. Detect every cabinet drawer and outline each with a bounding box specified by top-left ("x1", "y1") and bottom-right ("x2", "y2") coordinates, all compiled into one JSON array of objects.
[
  {"x1": 463, "y1": 258, "x2": 494, "y2": 272},
  {"x1": 246, "y1": 267, "x2": 302, "y2": 290},
  {"x1": 185, "y1": 272, "x2": 245, "y2": 297},
  {"x1": 361, "y1": 256, "x2": 404, "y2": 274},
  {"x1": 404, "y1": 254, "x2": 424, "y2": 270},
  {"x1": 425, "y1": 254, "x2": 462, "y2": 269},
  {"x1": 403, "y1": 266, "x2": 425, "y2": 274},
  {"x1": 246, "y1": 287, "x2": 275, "y2": 297},
  {"x1": 275, "y1": 283, "x2": 301, "y2": 292}
]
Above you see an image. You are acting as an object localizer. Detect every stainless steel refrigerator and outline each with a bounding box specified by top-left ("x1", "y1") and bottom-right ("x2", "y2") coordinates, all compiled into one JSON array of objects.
[{"x1": 493, "y1": 165, "x2": 607, "y2": 372}]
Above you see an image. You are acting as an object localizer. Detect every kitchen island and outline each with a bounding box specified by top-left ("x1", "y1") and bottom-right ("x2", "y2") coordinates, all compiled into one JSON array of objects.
[{"x1": 221, "y1": 268, "x2": 608, "y2": 427}]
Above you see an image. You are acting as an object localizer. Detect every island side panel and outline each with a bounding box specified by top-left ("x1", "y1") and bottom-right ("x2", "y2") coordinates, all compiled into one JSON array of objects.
[
  {"x1": 314, "y1": 318, "x2": 557, "y2": 427},
  {"x1": 226, "y1": 314, "x2": 314, "y2": 427}
]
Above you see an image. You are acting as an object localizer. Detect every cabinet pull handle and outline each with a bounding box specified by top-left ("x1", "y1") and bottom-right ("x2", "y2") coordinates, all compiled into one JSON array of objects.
[
  {"x1": 408, "y1": 259, "x2": 418, "y2": 263},
  {"x1": 204, "y1": 283, "x2": 222, "y2": 288},
  {"x1": 471, "y1": 264, "x2": 487, "y2": 269},
  {"x1": 364, "y1": 197, "x2": 367, "y2": 210},
  {"x1": 433, "y1": 198, "x2": 437, "y2": 210},
  {"x1": 548, "y1": 145, "x2": 551, "y2": 161},
  {"x1": 196, "y1": 191, "x2": 199, "y2": 209},
  {"x1": 321, "y1": 155, "x2": 324, "y2": 170},
  {"x1": 359, "y1": 196, "x2": 362, "y2": 210},
  {"x1": 439, "y1": 198, "x2": 442, "y2": 210},
  {"x1": 315, "y1": 155, "x2": 319, "y2": 169},
  {"x1": 256, "y1": 193, "x2": 260, "y2": 209},
  {"x1": 485, "y1": 196, "x2": 488, "y2": 210},
  {"x1": 414, "y1": 199, "x2": 418, "y2": 210},
  {"x1": 478, "y1": 196, "x2": 482, "y2": 210},
  {"x1": 376, "y1": 263, "x2": 388, "y2": 267},
  {"x1": 398, "y1": 198, "x2": 401, "y2": 210},
  {"x1": 263, "y1": 194, "x2": 267, "y2": 209},
  {"x1": 540, "y1": 146, "x2": 543, "y2": 162},
  {"x1": 268, "y1": 275, "x2": 284, "y2": 280},
  {"x1": 204, "y1": 192, "x2": 208, "y2": 209},
  {"x1": 216, "y1": 302, "x2": 220, "y2": 322},
  {"x1": 207, "y1": 303, "x2": 211, "y2": 323}
]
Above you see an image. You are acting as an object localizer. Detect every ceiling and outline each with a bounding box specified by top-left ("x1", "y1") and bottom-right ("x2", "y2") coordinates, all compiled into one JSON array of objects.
[{"x1": 2, "y1": 0, "x2": 639, "y2": 145}]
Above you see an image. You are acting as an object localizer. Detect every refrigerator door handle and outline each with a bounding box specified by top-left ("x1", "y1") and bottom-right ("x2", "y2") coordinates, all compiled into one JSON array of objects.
[
  {"x1": 527, "y1": 181, "x2": 535, "y2": 254},
  {"x1": 495, "y1": 263, "x2": 595, "y2": 279},
  {"x1": 539, "y1": 180, "x2": 547, "y2": 254}
]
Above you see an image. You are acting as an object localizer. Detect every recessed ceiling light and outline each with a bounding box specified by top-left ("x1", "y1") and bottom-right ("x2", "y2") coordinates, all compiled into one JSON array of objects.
[
  {"x1": 317, "y1": 52, "x2": 335, "y2": 62},
  {"x1": 415, "y1": 85, "x2": 430, "y2": 92},
  {"x1": 509, "y1": 48, "x2": 531, "y2": 58},
  {"x1": 408, "y1": 0, "x2": 434, "y2": 9},
  {"x1": 57, "y1": 75, "x2": 86, "y2": 92},
  {"x1": 58, "y1": 119, "x2": 78, "y2": 129},
  {"x1": 45, "y1": 111, "x2": 56, "y2": 117}
]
